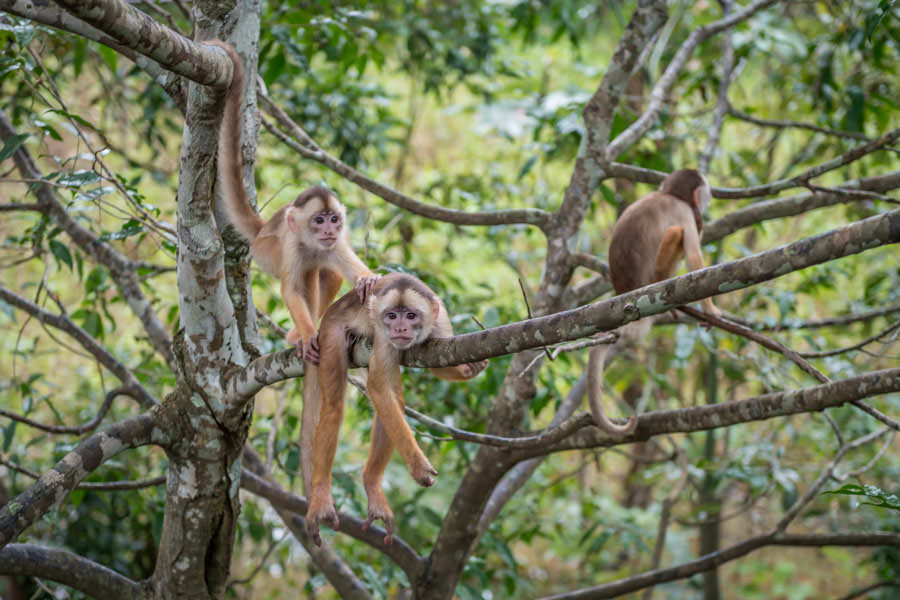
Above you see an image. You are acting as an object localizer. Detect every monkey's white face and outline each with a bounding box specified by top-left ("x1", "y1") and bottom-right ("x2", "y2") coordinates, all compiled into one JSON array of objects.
[
  {"x1": 309, "y1": 210, "x2": 343, "y2": 248},
  {"x1": 381, "y1": 306, "x2": 424, "y2": 349}
]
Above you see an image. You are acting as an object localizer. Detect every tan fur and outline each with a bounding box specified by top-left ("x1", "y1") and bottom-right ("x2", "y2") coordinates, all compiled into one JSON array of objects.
[
  {"x1": 304, "y1": 273, "x2": 488, "y2": 545},
  {"x1": 211, "y1": 41, "x2": 374, "y2": 354},
  {"x1": 589, "y1": 169, "x2": 720, "y2": 434}
]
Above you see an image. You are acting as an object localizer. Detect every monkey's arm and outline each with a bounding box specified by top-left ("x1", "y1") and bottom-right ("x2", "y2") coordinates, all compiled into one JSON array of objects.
[
  {"x1": 367, "y1": 340, "x2": 436, "y2": 487},
  {"x1": 331, "y1": 242, "x2": 380, "y2": 301},
  {"x1": 427, "y1": 300, "x2": 489, "y2": 381},
  {"x1": 681, "y1": 223, "x2": 722, "y2": 317}
]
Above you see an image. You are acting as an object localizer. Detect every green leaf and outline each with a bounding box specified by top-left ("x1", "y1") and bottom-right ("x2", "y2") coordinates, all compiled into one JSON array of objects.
[
  {"x1": 85, "y1": 267, "x2": 107, "y2": 295},
  {"x1": 517, "y1": 155, "x2": 538, "y2": 181},
  {"x1": 823, "y1": 483, "x2": 900, "y2": 512},
  {"x1": 2, "y1": 421, "x2": 16, "y2": 452},
  {"x1": 49, "y1": 239, "x2": 73, "y2": 270},
  {"x1": 284, "y1": 445, "x2": 300, "y2": 474},
  {"x1": 0, "y1": 133, "x2": 28, "y2": 163}
]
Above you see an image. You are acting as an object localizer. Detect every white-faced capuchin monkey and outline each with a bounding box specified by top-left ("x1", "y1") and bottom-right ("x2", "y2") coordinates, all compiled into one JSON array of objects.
[
  {"x1": 211, "y1": 41, "x2": 378, "y2": 362},
  {"x1": 304, "y1": 273, "x2": 488, "y2": 545},
  {"x1": 588, "y1": 168, "x2": 722, "y2": 435}
]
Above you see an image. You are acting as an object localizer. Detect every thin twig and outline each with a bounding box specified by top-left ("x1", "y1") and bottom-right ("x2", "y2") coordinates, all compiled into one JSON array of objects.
[
  {"x1": 800, "y1": 320, "x2": 900, "y2": 358},
  {"x1": 0, "y1": 386, "x2": 136, "y2": 434},
  {"x1": 519, "y1": 277, "x2": 553, "y2": 362}
]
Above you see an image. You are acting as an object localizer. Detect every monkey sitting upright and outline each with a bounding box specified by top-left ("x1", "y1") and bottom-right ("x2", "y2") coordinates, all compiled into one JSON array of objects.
[
  {"x1": 588, "y1": 168, "x2": 722, "y2": 434},
  {"x1": 211, "y1": 41, "x2": 377, "y2": 362},
  {"x1": 304, "y1": 273, "x2": 488, "y2": 545}
]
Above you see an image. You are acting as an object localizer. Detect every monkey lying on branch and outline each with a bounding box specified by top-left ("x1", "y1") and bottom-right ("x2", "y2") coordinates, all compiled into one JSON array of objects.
[{"x1": 304, "y1": 272, "x2": 488, "y2": 545}]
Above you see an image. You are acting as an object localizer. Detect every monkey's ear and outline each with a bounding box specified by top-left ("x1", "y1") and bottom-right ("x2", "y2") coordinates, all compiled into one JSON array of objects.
[
  {"x1": 285, "y1": 207, "x2": 300, "y2": 233},
  {"x1": 432, "y1": 298, "x2": 441, "y2": 321},
  {"x1": 692, "y1": 187, "x2": 702, "y2": 208}
]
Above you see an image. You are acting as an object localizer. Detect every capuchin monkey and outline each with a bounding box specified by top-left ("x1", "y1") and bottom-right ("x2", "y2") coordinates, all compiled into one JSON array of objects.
[
  {"x1": 588, "y1": 168, "x2": 722, "y2": 435},
  {"x1": 304, "y1": 273, "x2": 488, "y2": 546},
  {"x1": 210, "y1": 40, "x2": 377, "y2": 362}
]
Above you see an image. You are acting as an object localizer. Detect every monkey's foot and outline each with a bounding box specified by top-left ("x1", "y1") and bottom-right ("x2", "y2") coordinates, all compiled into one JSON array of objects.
[
  {"x1": 306, "y1": 493, "x2": 339, "y2": 546},
  {"x1": 407, "y1": 456, "x2": 438, "y2": 487},
  {"x1": 462, "y1": 359, "x2": 489, "y2": 379},
  {"x1": 355, "y1": 274, "x2": 382, "y2": 302},
  {"x1": 362, "y1": 489, "x2": 395, "y2": 545}
]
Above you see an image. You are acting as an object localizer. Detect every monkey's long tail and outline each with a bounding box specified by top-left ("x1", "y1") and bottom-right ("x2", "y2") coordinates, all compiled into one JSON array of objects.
[
  {"x1": 587, "y1": 343, "x2": 638, "y2": 436},
  {"x1": 210, "y1": 41, "x2": 264, "y2": 241}
]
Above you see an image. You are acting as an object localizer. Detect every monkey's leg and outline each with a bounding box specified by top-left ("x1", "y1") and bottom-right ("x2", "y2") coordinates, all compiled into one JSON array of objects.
[
  {"x1": 282, "y1": 278, "x2": 318, "y2": 360},
  {"x1": 681, "y1": 224, "x2": 722, "y2": 317},
  {"x1": 305, "y1": 330, "x2": 349, "y2": 545},
  {"x1": 367, "y1": 354, "x2": 436, "y2": 487},
  {"x1": 361, "y1": 416, "x2": 396, "y2": 545},
  {"x1": 654, "y1": 225, "x2": 684, "y2": 282}
]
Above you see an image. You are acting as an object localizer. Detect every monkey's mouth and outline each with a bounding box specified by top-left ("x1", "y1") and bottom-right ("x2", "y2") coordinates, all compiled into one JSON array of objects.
[
  {"x1": 318, "y1": 236, "x2": 337, "y2": 246},
  {"x1": 390, "y1": 335, "x2": 414, "y2": 347}
]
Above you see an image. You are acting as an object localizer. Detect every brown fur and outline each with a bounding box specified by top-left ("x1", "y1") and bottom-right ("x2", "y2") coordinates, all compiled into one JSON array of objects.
[
  {"x1": 589, "y1": 169, "x2": 720, "y2": 435},
  {"x1": 304, "y1": 273, "x2": 488, "y2": 546}
]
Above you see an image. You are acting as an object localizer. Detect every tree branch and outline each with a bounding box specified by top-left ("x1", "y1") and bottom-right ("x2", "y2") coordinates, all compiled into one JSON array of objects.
[
  {"x1": 0, "y1": 385, "x2": 138, "y2": 435},
  {"x1": 240, "y1": 467, "x2": 425, "y2": 584},
  {"x1": 0, "y1": 283, "x2": 157, "y2": 408},
  {"x1": 49, "y1": 0, "x2": 232, "y2": 88},
  {"x1": 539, "y1": 367, "x2": 900, "y2": 456},
  {"x1": 0, "y1": 544, "x2": 148, "y2": 599},
  {"x1": 539, "y1": 532, "x2": 900, "y2": 600},
  {"x1": 0, "y1": 413, "x2": 162, "y2": 548},
  {"x1": 0, "y1": 0, "x2": 185, "y2": 107},
  {"x1": 258, "y1": 105, "x2": 551, "y2": 228},
  {"x1": 224, "y1": 208, "x2": 900, "y2": 395},
  {"x1": 605, "y1": 0, "x2": 779, "y2": 160}
]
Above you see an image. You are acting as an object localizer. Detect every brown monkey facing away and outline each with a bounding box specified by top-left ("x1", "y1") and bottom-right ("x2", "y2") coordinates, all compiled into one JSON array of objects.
[
  {"x1": 589, "y1": 168, "x2": 722, "y2": 434},
  {"x1": 304, "y1": 273, "x2": 488, "y2": 545},
  {"x1": 210, "y1": 40, "x2": 378, "y2": 362}
]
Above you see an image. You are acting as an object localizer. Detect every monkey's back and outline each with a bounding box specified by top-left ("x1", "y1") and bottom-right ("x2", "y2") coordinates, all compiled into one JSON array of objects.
[{"x1": 608, "y1": 192, "x2": 695, "y2": 293}]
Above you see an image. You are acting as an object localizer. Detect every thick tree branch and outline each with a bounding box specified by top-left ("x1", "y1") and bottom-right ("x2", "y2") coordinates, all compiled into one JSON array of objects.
[
  {"x1": 539, "y1": 367, "x2": 900, "y2": 455},
  {"x1": 539, "y1": 532, "x2": 900, "y2": 600},
  {"x1": 259, "y1": 105, "x2": 550, "y2": 228},
  {"x1": 0, "y1": 108, "x2": 176, "y2": 368},
  {"x1": 240, "y1": 447, "x2": 373, "y2": 600},
  {"x1": 49, "y1": 0, "x2": 231, "y2": 88},
  {"x1": 0, "y1": 0, "x2": 185, "y2": 107},
  {"x1": 225, "y1": 208, "x2": 900, "y2": 396},
  {"x1": 0, "y1": 413, "x2": 162, "y2": 548},
  {"x1": 605, "y1": 0, "x2": 779, "y2": 160},
  {"x1": 240, "y1": 469, "x2": 426, "y2": 583},
  {"x1": 0, "y1": 544, "x2": 149, "y2": 599}
]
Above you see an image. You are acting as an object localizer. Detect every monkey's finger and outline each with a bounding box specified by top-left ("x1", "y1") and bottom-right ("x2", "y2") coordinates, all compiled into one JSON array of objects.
[{"x1": 308, "y1": 523, "x2": 322, "y2": 546}]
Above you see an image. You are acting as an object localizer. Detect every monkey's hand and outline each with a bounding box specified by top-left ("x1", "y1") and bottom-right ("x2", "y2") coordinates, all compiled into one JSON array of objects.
[
  {"x1": 362, "y1": 487, "x2": 395, "y2": 546},
  {"x1": 296, "y1": 334, "x2": 320, "y2": 365},
  {"x1": 408, "y1": 455, "x2": 438, "y2": 487},
  {"x1": 355, "y1": 274, "x2": 381, "y2": 303},
  {"x1": 306, "y1": 490, "x2": 339, "y2": 547},
  {"x1": 699, "y1": 299, "x2": 723, "y2": 330},
  {"x1": 462, "y1": 359, "x2": 489, "y2": 379}
]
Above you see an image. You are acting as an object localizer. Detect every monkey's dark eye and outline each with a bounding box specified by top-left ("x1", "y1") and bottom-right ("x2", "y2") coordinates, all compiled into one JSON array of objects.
[
  {"x1": 314, "y1": 217, "x2": 324, "y2": 224},
  {"x1": 330, "y1": 215, "x2": 339, "y2": 223},
  {"x1": 386, "y1": 312, "x2": 397, "y2": 320},
  {"x1": 407, "y1": 312, "x2": 417, "y2": 320}
]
